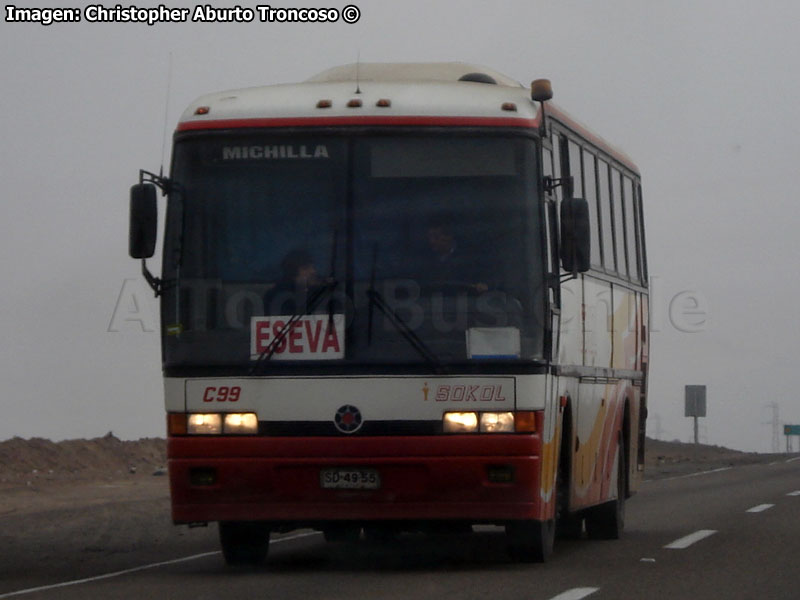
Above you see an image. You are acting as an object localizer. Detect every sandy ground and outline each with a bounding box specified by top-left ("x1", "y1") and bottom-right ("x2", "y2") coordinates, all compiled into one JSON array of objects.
[
  {"x1": 0, "y1": 436, "x2": 210, "y2": 586},
  {"x1": 1, "y1": 434, "x2": 794, "y2": 513},
  {"x1": 642, "y1": 438, "x2": 793, "y2": 478},
  {"x1": 0, "y1": 434, "x2": 793, "y2": 523},
  {"x1": 0, "y1": 434, "x2": 796, "y2": 587}
]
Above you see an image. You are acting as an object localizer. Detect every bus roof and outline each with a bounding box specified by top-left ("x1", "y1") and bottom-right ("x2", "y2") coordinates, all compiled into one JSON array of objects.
[
  {"x1": 306, "y1": 62, "x2": 524, "y2": 87},
  {"x1": 177, "y1": 62, "x2": 638, "y2": 174}
]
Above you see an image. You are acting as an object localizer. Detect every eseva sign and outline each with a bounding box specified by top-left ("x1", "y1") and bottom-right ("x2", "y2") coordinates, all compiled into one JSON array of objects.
[{"x1": 250, "y1": 314, "x2": 345, "y2": 360}]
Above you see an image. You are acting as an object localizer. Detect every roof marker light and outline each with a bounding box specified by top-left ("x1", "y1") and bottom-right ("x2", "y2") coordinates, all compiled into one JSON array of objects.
[
  {"x1": 531, "y1": 79, "x2": 553, "y2": 102},
  {"x1": 376, "y1": 99, "x2": 392, "y2": 107},
  {"x1": 501, "y1": 102, "x2": 517, "y2": 112},
  {"x1": 194, "y1": 106, "x2": 210, "y2": 115},
  {"x1": 347, "y1": 99, "x2": 363, "y2": 108},
  {"x1": 316, "y1": 99, "x2": 332, "y2": 108}
]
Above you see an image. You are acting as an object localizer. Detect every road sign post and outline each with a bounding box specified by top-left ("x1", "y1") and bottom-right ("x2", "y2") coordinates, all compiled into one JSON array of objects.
[
  {"x1": 784, "y1": 425, "x2": 800, "y2": 453},
  {"x1": 685, "y1": 385, "x2": 707, "y2": 445}
]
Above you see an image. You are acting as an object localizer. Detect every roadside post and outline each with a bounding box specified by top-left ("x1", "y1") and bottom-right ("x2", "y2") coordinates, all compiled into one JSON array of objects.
[{"x1": 685, "y1": 385, "x2": 707, "y2": 445}]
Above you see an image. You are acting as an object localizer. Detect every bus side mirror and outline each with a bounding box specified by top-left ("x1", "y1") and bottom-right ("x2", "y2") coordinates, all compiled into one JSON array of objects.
[
  {"x1": 560, "y1": 197, "x2": 590, "y2": 274},
  {"x1": 129, "y1": 183, "x2": 158, "y2": 259}
]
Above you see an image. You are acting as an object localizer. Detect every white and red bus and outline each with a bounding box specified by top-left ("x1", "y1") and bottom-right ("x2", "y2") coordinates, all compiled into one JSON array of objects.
[{"x1": 129, "y1": 63, "x2": 649, "y2": 564}]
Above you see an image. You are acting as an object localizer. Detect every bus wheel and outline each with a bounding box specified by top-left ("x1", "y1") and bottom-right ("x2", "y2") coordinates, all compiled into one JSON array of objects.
[
  {"x1": 363, "y1": 525, "x2": 399, "y2": 543},
  {"x1": 323, "y1": 524, "x2": 361, "y2": 543},
  {"x1": 557, "y1": 513, "x2": 583, "y2": 540},
  {"x1": 585, "y1": 446, "x2": 626, "y2": 540},
  {"x1": 219, "y1": 521, "x2": 271, "y2": 566},
  {"x1": 506, "y1": 519, "x2": 555, "y2": 562}
]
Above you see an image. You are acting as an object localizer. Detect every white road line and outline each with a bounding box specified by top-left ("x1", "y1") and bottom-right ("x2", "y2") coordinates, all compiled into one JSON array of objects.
[
  {"x1": 548, "y1": 588, "x2": 600, "y2": 600},
  {"x1": 664, "y1": 529, "x2": 717, "y2": 549},
  {"x1": 0, "y1": 531, "x2": 320, "y2": 599},
  {"x1": 787, "y1": 491, "x2": 800, "y2": 496},
  {"x1": 746, "y1": 503, "x2": 775, "y2": 513},
  {"x1": 786, "y1": 456, "x2": 800, "y2": 463},
  {"x1": 648, "y1": 466, "x2": 732, "y2": 483}
]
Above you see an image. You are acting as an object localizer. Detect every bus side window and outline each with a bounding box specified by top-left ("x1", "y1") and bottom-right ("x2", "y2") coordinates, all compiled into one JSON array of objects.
[
  {"x1": 597, "y1": 160, "x2": 614, "y2": 272},
  {"x1": 567, "y1": 140, "x2": 583, "y2": 200},
  {"x1": 582, "y1": 149, "x2": 601, "y2": 269},
  {"x1": 542, "y1": 146, "x2": 556, "y2": 274},
  {"x1": 543, "y1": 146, "x2": 554, "y2": 180},
  {"x1": 552, "y1": 134, "x2": 564, "y2": 202},
  {"x1": 610, "y1": 167, "x2": 627, "y2": 277},
  {"x1": 623, "y1": 176, "x2": 639, "y2": 281},
  {"x1": 637, "y1": 184, "x2": 648, "y2": 284}
]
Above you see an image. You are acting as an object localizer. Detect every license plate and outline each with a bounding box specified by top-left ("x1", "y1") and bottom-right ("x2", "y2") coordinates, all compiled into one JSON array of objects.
[{"x1": 320, "y1": 468, "x2": 380, "y2": 490}]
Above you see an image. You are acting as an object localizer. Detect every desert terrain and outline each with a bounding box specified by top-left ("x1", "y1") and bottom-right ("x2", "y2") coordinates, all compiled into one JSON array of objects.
[{"x1": 0, "y1": 434, "x2": 795, "y2": 586}]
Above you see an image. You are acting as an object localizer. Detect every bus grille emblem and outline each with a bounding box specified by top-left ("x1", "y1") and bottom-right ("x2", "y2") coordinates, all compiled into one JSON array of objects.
[{"x1": 334, "y1": 405, "x2": 363, "y2": 434}]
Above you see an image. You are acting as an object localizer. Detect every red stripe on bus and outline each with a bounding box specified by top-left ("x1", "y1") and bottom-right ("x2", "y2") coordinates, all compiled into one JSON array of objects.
[
  {"x1": 176, "y1": 115, "x2": 539, "y2": 132},
  {"x1": 168, "y1": 433, "x2": 539, "y2": 459}
]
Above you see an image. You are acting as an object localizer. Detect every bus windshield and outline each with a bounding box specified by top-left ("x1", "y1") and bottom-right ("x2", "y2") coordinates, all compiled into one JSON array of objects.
[{"x1": 162, "y1": 133, "x2": 545, "y2": 370}]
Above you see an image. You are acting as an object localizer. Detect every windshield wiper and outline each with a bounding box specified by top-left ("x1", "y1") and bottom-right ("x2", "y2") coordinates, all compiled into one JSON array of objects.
[
  {"x1": 249, "y1": 230, "x2": 339, "y2": 375},
  {"x1": 366, "y1": 244, "x2": 446, "y2": 374},
  {"x1": 248, "y1": 278, "x2": 338, "y2": 375}
]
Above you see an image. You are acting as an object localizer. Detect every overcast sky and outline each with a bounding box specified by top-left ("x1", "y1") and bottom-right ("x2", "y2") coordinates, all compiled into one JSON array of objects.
[{"x1": 2, "y1": 0, "x2": 799, "y2": 451}]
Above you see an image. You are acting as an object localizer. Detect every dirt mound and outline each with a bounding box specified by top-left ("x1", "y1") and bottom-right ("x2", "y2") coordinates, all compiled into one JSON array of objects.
[
  {"x1": 1, "y1": 434, "x2": 790, "y2": 489},
  {"x1": 643, "y1": 437, "x2": 789, "y2": 478},
  {"x1": 0, "y1": 433, "x2": 166, "y2": 486}
]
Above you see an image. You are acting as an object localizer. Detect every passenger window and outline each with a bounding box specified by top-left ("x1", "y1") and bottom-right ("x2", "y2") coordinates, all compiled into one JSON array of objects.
[
  {"x1": 582, "y1": 150, "x2": 601, "y2": 269},
  {"x1": 597, "y1": 161, "x2": 614, "y2": 271},
  {"x1": 610, "y1": 168, "x2": 626, "y2": 276},
  {"x1": 623, "y1": 176, "x2": 639, "y2": 281},
  {"x1": 552, "y1": 135, "x2": 564, "y2": 202},
  {"x1": 637, "y1": 184, "x2": 648, "y2": 282},
  {"x1": 543, "y1": 147, "x2": 553, "y2": 180},
  {"x1": 567, "y1": 141, "x2": 583, "y2": 199}
]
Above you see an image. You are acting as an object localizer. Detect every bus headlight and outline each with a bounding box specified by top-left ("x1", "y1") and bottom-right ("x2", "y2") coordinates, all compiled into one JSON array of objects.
[
  {"x1": 443, "y1": 412, "x2": 479, "y2": 433},
  {"x1": 187, "y1": 414, "x2": 222, "y2": 435},
  {"x1": 442, "y1": 412, "x2": 528, "y2": 434},
  {"x1": 480, "y1": 412, "x2": 515, "y2": 433},
  {"x1": 223, "y1": 413, "x2": 258, "y2": 435}
]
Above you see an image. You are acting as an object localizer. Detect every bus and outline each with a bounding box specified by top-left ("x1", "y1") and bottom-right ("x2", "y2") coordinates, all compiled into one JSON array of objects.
[{"x1": 128, "y1": 62, "x2": 649, "y2": 565}]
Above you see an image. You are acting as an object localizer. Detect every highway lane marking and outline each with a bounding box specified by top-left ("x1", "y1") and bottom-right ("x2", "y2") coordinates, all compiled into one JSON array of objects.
[
  {"x1": 787, "y1": 490, "x2": 800, "y2": 496},
  {"x1": 548, "y1": 588, "x2": 600, "y2": 600},
  {"x1": 0, "y1": 531, "x2": 320, "y2": 599},
  {"x1": 746, "y1": 503, "x2": 775, "y2": 513},
  {"x1": 645, "y1": 457, "x2": 800, "y2": 484},
  {"x1": 645, "y1": 466, "x2": 732, "y2": 483},
  {"x1": 664, "y1": 529, "x2": 717, "y2": 549}
]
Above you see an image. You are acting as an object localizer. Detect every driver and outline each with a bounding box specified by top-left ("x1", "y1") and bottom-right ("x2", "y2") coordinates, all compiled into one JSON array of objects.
[
  {"x1": 264, "y1": 249, "x2": 322, "y2": 314},
  {"x1": 425, "y1": 219, "x2": 488, "y2": 293}
]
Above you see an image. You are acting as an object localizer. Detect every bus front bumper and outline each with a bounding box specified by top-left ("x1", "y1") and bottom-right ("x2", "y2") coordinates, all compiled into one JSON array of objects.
[{"x1": 168, "y1": 434, "x2": 543, "y2": 524}]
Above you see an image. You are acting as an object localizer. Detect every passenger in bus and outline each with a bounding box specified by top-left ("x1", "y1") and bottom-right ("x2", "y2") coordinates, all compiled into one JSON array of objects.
[{"x1": 425, "y1": 219, "x2": 489, "y2": 293}]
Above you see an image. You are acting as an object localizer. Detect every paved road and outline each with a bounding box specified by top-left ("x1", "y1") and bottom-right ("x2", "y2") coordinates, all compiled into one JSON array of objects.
[{"x1": 2, "y1": 457, "x2": 799, "y2": 600}]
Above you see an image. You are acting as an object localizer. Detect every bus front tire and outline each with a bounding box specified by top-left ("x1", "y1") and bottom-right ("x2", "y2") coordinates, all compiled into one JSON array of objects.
[
  {"x1": 323, "y1": 524, "x2": 361, "y2": 543},
  {"x1": 219, "y1": 521, "x2": 271, "y2": 566},
  {"x1": 506, "y1": 519, "x2": 555, "y2": 562}
]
